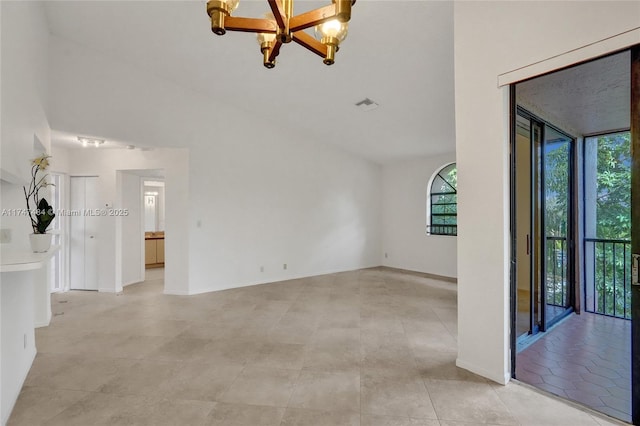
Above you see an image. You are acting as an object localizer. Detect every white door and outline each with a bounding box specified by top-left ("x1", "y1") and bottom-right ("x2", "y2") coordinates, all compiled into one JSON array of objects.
[{"x1": 69, "y1": 176, "x2": 99, "y2": 290}]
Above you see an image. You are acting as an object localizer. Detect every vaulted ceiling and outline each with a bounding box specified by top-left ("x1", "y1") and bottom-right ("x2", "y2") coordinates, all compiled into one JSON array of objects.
[
  {"x1": 44, "y1": 1, "x2": 456, "y2": 163},
  {"x1": 43, "y1": 2, "x2": 630, "y2": 162}
]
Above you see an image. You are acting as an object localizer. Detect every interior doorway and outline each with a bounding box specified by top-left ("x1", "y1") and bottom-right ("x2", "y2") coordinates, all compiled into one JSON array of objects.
[{"x1": 116, "y1": 169, "x2": 166, "y2": 292}]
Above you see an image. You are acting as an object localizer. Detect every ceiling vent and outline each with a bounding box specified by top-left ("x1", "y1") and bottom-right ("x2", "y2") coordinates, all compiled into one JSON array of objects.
[{"x1": 355, "y1": 98, "x2": 379, "y2": 112}]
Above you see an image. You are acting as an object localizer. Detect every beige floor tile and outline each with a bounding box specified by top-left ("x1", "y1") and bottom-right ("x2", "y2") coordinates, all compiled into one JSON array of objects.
[
  {"x1": 207, "y1": 402, "x2": 285, "y2": 425},
  {"x1": 42, "y1": 393, "x2": 148, "y2": 426},
  {"x1": 288, "y1": 370, "x2": 360, "y2": 412},
  {"x1": 361, "y1": 373, "x2": 437, "y2": 419},
  {"x1": 7, "y1": 387, "x2": 89, "y2": 426},
  {"x1": 109, "y1": 397, "x2": 216, "y2": 426},
  {"x1": 361, "y1": 342, "x2": 417, "y2": 371},
  {"x1": 312, "y1": 327, "x2": 361, "y2": 346},
  {"x1": 403, "y1": 322, "x2": 458, "y2": 353},
  {"x1": 303, "y1": 340, "x2": 361, "y2": 372},
  {"x1": 98, "y1": 359, "x2": 178, "y2": 396},
  {"x1": 7, "y1": 268, "x2": 627, "y2": 426},
  {"x1": 200, "y1": 338, "x2": 266, "y2": 364},
  {"x1": 68, "y1": 332, "x2": 170, "y2": 359},
  {"x1": 438, "y1": 421, "x2": 510, "y2": 426},
  {"x1": 25, "y1": 354, "x2": 136, "y2": 392},
  {"x1": 248, "y1": 342, "x2": 308, "y2": 370},
  {"x1": 492, "y1": 381, "x2": 613, "y2": 426},
  {"x1": 280, "y1": 407, "x2": 360, "y2": 426},
  {"x1": 218, "y1": 367, "x2": 299, "y2": 407},
  {"x1": 268, "y1": 321, "x2": 318, "y2": 345},
  {"x1": 412, "y1": 350, "x2": 487, "y2": 383},
  {"x1": 126, "y1": 318, "x2": 191, "y2": 337},
  {"x1": 425, "y1": 379, "x2": 518, "y2": 425},
  {"x1": 157, "y1": 360, "x2": 244, "y2": 401},
  {"x1": 147, "y1": 336, "x2": 213, "y2": 362},
  {"x1": 361, "y1": 415, "x2": 440, "y2": 426}
]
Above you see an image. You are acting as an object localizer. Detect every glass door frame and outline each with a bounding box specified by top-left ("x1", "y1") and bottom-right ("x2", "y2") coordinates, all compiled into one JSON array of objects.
[{"x1": 511, "y1": 106, "x2": 577, "y2": 344}]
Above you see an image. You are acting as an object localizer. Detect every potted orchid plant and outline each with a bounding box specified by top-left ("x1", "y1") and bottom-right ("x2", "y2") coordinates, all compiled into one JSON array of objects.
[{"x1": 23, "y1": 154, "x2": 56, "y2": 252}]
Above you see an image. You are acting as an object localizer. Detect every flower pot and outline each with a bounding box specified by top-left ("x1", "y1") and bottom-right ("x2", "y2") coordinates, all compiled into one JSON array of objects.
[{"x1": 29, "y1": 233, "x2": 52, "y2": 253}]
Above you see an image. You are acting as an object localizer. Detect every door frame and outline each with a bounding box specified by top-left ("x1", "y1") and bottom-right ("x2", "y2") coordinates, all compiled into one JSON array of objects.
[
  {"x1": 510, "y1": 45, "x2": 639, "y2": 424},
  {"x1": 630, "y1": 44, "x2": 639, "y2": 426}
]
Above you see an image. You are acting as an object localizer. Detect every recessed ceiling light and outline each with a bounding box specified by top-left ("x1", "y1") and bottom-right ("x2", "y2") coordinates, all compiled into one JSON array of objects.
[{"x1": 355, "y1": 98, "x2": 379, "y2": 112}]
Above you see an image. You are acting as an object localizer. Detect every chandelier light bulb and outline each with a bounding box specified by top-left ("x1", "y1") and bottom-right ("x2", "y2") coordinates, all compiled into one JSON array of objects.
[
  {"x1": 315, "y1": 19, "x2": 348, "y2": 41},
  {"x1": 256, "y1": 12, "x2": 277, "y2": 45},
  {"x1": 221, "y1": 0, "x2": 240, "y2": 12}
]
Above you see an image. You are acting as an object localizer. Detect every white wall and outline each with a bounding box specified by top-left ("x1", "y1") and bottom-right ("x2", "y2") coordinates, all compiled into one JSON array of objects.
[
  {"x1": 1, "y1": 272, "x2": 37, "y2": 426},
  {"x1": 51, "y1": 147, "x2": 189, "y2": 295},
  {"x1": 454, "y1": 1, "x2": 640, "y2": 384},
  {"x1": 48, "y1": 35, "x2": 383, "y2": 295},
  {"x1": 0, "y1": 2, "x2": 51, "y2": 423},
  {"x1": 382, "y1": 153, "x2": 457, "y2": 278},
  {"x1": 119, "y1": 172, "x2": 143, "y2": 286}
]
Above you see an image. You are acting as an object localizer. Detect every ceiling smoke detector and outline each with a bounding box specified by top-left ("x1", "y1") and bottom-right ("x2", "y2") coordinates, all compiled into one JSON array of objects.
[{"x1": 355, "y1": 98, "x2": 379, "y2": 112}]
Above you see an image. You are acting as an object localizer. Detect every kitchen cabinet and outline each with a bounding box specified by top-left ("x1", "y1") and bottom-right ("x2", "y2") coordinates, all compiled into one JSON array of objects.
[{"x1": 145, "y1": 232, "x2": 165, "y2": 268}]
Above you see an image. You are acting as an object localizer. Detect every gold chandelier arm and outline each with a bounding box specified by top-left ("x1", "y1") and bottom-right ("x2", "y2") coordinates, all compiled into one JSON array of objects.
[
  {"x1": 292, "y1": 30, "x2": 327, "y2": 58},
  {"x1": 224, "y1": 17, "x2": 278, "y2": 33},
  {"x1": 268, "y1": 40, "x2": 283, "y2": 63},
  {"x1": 289, "y1": 4, "x2": 336, "y2": 32},
  {"x1": 267, "y1": 0, "x2": 286, "y2": 28}
]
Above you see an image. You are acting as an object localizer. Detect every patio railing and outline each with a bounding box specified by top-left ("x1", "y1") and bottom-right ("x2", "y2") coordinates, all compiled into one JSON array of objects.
[
  {"x1": 584, "y1": 238, "x2": 632, "y2": 319},
  {"x1": 546, "y1": 236, "x2": 568, "y2": 308}
]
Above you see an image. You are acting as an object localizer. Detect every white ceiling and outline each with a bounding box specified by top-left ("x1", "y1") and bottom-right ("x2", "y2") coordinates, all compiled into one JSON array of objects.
[
  {"x1": 517, "y1": 51, "x2": 630, "y2": 136},
  {"x1": 44, "y1": 0, "x2": 456, "y2": 163}
]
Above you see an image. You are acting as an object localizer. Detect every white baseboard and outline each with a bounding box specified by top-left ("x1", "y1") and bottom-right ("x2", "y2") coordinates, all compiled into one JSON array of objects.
[{"x1": 456, "y1": 357, "x2": 511, "y2": 385}]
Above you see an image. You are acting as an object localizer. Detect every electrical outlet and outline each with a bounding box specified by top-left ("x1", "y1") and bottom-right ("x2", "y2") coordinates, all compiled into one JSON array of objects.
[
  {"x1": 283, "y1": 263, "x2": 287, "y2": 270},
  {"x1": 260, "y1": 266, "x2": 264, "y2": 272},
  {"x1": 23, "y1": 334, "x2": 27, "y2": 349},
  {"x1": 384, "y1": 252, "x2": 388, "y2": 258},
  {"x1": 0, "y1": 228, "x2": 12, "y2": 243}
]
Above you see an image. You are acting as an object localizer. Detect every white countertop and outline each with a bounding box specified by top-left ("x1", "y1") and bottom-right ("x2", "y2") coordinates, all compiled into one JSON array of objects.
[{"x1": 1, "y1": 245, "x2": 60, "y2": 273}]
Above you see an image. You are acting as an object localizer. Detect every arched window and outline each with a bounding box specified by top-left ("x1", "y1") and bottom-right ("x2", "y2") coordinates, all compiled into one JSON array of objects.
[{"x1": 427, "y1": 163, "x2": 457, "y2": 236}]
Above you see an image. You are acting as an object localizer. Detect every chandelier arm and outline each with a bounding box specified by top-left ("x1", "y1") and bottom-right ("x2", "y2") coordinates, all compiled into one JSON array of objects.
[
  {"x1": 289, "y1": 4, "x2": 336, "y2": 32},
  {"x1": 267, "y1": 0, "x2": 287, "y2": 28},
  {"x1": 268, "y1": 40, "x2": 283, "y2": 63},
  {"x1": 224, "y1": 17, "x2": 278, "y2": 33},
  {"x1": 292, "y1": 31, "x2": 327, "y2": 58}
]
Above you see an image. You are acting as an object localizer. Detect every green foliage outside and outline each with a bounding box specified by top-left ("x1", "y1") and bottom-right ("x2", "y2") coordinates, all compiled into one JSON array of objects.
[
  {"x1": 591, "y1": 132, "x2": 631, "y2": 318},
  {"x1": 544, "y1": 132, "x2": 631, "y2": 318}
]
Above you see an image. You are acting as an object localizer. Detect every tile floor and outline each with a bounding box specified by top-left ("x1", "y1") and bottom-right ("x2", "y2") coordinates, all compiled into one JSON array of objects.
[
  {"x1": 516, "y1": 312, "x2": 632, "y2": 422},
  {"x1": 8, "y1": 268, "x2": 627, "y2": 425}
]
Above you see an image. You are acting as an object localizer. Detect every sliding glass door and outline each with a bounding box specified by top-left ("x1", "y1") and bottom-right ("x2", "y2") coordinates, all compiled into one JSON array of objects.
[
  {"x1": 542, "y1": 127, "x2": 574, "y2": 327},
  {"x1": 515, "y1": 109, "x2": 575, "y2": 341}
]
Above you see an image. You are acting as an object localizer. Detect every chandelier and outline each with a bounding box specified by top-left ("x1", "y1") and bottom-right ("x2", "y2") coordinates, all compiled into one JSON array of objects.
[{"x1": 206, "y1": 0, "x2": 356, "y2": 68}]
